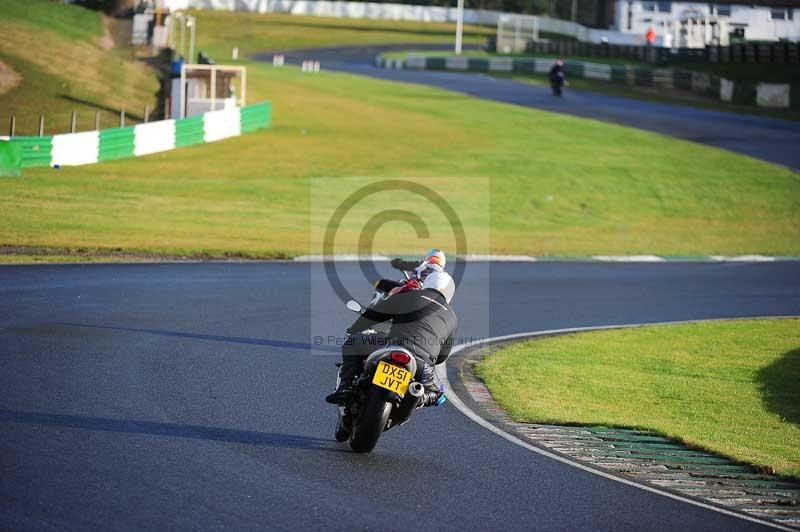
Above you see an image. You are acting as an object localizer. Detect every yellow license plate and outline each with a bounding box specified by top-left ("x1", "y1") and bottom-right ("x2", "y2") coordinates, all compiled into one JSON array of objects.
[{"x1": 372, "y1": 361, "x2": 412, "y2": 396}]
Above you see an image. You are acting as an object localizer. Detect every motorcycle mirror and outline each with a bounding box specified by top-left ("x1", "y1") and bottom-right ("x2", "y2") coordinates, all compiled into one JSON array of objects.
[{"x1": 346, "y1": 300, "x2": 362, "y2": 313}]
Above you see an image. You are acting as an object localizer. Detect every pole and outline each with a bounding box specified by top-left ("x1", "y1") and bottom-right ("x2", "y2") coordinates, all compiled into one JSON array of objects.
[
  {"x1": 188, "y1": 17, "x2": 196, "y2": 63},
  {"x1": 241, "y1": 67, "x2": 246, "y2": 106},
  {"x1": 180, "y1": 15, "x2": 186, "y2": 60},
  {"x1": 210, "y1": 66, "x2": 217, "y2": 111},
  {"x1": 38, "y1": 116, "x2": 44, "y2": 136},
  {"x1": 455, "y1": 0, "x2": 464, "y2": 54},
  {"x1": 9, "y1": 114, "x2": 15, "y2": 137},
  {"x1": 94, "y1": 111, "x2": 100, "y2": 130},
  {"x1": 70, "y1": 111, "x2": 77, "y2": 133},
  {"x1": 120, "y1": 109, "x2": 125, "y2": 128},
  {"x1": 180, "y1": 65, "x2": 186, "y2": 118},
  {"x1": 144, "y1": 104, "x2": 150, "y2": 123}
]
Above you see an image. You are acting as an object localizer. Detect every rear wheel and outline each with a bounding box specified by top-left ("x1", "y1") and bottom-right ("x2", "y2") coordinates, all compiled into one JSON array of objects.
[
  {"x1": 335, "y1": 408, "x2": 351, "y2": 442},
  {"x1": 349, "y1": 390, "x2": 392, "y2": 453}
]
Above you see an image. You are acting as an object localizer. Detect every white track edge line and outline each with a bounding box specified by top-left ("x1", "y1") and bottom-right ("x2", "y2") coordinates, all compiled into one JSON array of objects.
[{"x1": 437, "y1": 316, "x2": 800, "y2": 532}]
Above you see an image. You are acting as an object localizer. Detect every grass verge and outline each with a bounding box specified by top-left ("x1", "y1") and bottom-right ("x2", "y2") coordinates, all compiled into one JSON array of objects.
[
  {"x1": 475, "y1": 318, "x2": 800, "y2": 478},
  {"x1": 1, "y1": 59, "x2": 799, "y2": 260},
  {"x1": 1, "y1": 6, "x2": 799, "y2": 261}
]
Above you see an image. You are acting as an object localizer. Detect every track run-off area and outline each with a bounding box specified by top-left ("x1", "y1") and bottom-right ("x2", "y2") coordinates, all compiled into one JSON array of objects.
[
  {"x1": 254, "y1": 44, "x2": 800, "y2": 170},
  {"x1": 2, "y1": 261, "x2": 799, "y2": 531}
]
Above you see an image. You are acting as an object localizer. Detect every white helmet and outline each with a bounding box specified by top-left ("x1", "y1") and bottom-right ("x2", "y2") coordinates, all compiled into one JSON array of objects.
[{"x1": 422, "y1": 271, "x2": 455, "y2": 303}]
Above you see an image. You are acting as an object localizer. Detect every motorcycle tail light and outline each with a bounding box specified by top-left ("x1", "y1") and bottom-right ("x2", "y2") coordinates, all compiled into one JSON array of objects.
[{"x1": 389, "y1": 351, "x2": 411, "y2": 365}]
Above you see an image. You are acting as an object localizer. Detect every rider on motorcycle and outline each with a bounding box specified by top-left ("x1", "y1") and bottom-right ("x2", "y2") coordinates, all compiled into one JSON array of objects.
[
  {"x1": 549, "y1": 58, "x2": 566, "y2": 97},
  {"x1": 325, "y1": 270, "x2": 458, "y2": 408}
]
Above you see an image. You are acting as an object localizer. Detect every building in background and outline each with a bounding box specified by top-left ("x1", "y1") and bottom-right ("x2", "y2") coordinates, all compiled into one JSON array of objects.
[{"x1": 613, "y1": 1, "x2": 800, "y2": 46}]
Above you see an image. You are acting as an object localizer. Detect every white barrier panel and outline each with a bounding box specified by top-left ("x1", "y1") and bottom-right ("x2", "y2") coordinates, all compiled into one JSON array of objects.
[
  {"x1": 584, "y1": 62, "x2": 611, "y2": 80},
  {"x1": 406, "y1": 55, "x2": 427, "y2": 69},
  {"x1": 720, "y1": 78, "x2": 734, "y2": 102},
  {"x1": 488, "y1": 57, "x2": 513, "y2": 72},
  {"x1": 203, "y1": 108, "x2": 241, "y2": 142},
  {"x1": 445, "y1": 56, "x2": 469, "y2": 70},
  {"x1": 134, "y1": 120, "x2": 176, "y2": 156},
  {"x1": 534, "y1": 58, "x2": 551, "y2": 74},
  {"x1": 51, "y1": 131, "x2": 99, "y2": 167},
  {"x1": 756, "y1": 83, "x2": 790, "y2": 108},
  {"x1": 652, "y1": 68, "x2": 674, "y2": 89}
]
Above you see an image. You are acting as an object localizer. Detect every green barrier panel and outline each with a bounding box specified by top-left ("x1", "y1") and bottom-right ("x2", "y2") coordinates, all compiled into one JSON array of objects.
[
  {"x1": 674, "y1": 72, "x2": 693, "y2": 91},
  {"x1": 610, "y1": 66, "x2": 627, "y2": 83},
  {"x1": 634, "y1": 67, "x2": 652, "y2": 86},
  {"x1": 513, "y1": 58, "x2": 536, "y2": 73},
  {"x1": 14, "y1": 136, "x2": 53, "y2": 168},
  {"x1": 0, "y1": 141, "x2": 23, "y2": 177},
  {"x1": 426, "y1": 57, "x2": 446, "y2": 70},
  {"x1": 468, "y1": 58, "x2": 489, "y2": 72},
  {"x1": 99, "y1": 126, "x2": 135, "y2": 162},
  {"x1": 174, "y1": 115, "x2": 205, "y2": 148},
  {"x1": 731, "y1": 81, "x2": 757, "y2": 105},
  {"x1": 565, "y1": 61, "x2": 584, "y2": 78},
  {"x1": 710, "y1": 75, "x2": 721, "y2": 97},
  {"x1": 240, "y1": 102, "x2": 271, "y2": 133}
]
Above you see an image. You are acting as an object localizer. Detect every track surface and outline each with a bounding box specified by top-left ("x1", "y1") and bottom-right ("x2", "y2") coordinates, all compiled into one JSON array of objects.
[
  {"x1": 2, "y1": 261, "x2": 799, "y2": 531},
  {"x1": 254, "y1": 44, "x2": 800, "y2": 170}
]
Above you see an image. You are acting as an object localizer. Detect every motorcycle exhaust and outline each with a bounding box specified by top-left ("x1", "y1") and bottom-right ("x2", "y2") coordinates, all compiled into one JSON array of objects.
[
  {"x1": 407, "y1": 382, "x2": 425, "y2": 398},
  {"x1": 389, "y1": 382, "x2": 424, "y2": 429}
]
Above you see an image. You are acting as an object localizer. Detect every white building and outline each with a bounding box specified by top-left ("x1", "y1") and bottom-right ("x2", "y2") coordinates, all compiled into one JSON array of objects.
[{"x1": 614, "y1": 1, "x2": 800, "y2": 47}]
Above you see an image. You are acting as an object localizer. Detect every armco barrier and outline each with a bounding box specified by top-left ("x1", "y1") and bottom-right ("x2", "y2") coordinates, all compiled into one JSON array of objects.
[
  {"x1": 527, "y1": 40, "x2": 800, "y2": 66},
  {"x1": 0, "y1": 101, "x2": 271, "y2": 176},
  {"x1": 378, "y1": 54, "x2": 797, "y2": 109},
  {"x1": 175, "y1": 115, "x2": 205, "y2": 148},
  {"x1": 99, "y1": 127, "x2": 135, "y2": 162}
]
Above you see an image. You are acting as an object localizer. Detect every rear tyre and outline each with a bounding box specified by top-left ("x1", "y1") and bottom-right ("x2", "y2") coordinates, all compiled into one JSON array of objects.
[
  {"x1": 349, "y1": 390, "x2": 392, "y2": 453},
  {"x1": 335, "y1": 409, "x2": 351, "y2": 442}
]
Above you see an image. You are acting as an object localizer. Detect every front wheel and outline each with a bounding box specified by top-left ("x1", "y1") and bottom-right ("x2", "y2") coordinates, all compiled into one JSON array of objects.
[{"x1": 349, "y1": 389, "x2": 392, "y2": 453}]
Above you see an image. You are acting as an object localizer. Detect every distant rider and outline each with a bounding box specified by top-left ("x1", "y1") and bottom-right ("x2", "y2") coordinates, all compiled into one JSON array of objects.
[
  {"x1": 549, "y1": 59, "x2": 565, "y2": 97},
  {"x1": 325, "y1": 270, "x2": 458, "y2": 408}
]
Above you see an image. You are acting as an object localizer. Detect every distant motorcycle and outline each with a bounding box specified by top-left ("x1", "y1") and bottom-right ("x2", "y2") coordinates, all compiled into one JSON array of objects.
[
  {"x1": 333, "y1": 265, "x2": 429, "y2": 453},
  {"x1": 550, "y1": 71, "x2": 565, "y2": 97},
  {"x1": 549, "y1": 61, "x2": 566, "y2": 97}
]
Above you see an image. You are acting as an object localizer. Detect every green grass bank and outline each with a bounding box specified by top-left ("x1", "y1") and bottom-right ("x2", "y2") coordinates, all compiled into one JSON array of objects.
[
  {"x1": 1, "y1": 3, "x2": 799, "y2": 261},
  {"x1": 476, "y1": 318, "x2": 800, "y2": 478}
]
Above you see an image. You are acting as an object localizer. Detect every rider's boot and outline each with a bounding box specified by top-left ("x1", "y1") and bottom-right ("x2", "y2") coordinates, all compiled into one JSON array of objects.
[
  {"x1": 419, "y1": 363, "x2": 446, "y2": 407},
  {"x1": 325, "y1": 358, "x2": 361, "y2": 405}
]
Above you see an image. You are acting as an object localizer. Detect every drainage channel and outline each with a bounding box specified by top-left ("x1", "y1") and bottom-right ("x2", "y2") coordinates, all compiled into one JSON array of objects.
[{"x1": 456, "y1": 346, "x2": 800, "y2": 530}]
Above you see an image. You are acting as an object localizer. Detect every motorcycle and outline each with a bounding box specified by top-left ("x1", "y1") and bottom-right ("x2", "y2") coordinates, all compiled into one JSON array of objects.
[
  {"x1": 333, "y1": 264, "x2": 432, "y2": 453},
  {"x1": 550, "y1": 72, "x2": 565, "y2": 97}
]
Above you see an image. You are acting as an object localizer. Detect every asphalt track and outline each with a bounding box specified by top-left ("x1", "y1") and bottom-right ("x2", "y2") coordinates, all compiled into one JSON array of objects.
[
  {"x1": 2, "y1": 261, "x2": 799, "y2": 531},
  {"x1": 253, "y1": 44, "x2": 800, "y2": 170}
]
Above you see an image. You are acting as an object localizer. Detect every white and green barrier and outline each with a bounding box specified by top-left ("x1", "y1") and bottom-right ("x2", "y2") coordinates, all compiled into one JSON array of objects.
[
  {"x1": 0, "y1": 101, "x2": 271, "y2": 177},
  {"x1": 377, "y1": 54, "x2": 799, "y2": 110}
]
